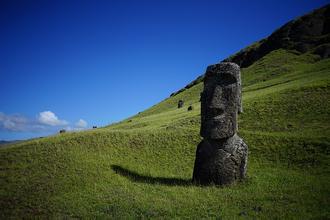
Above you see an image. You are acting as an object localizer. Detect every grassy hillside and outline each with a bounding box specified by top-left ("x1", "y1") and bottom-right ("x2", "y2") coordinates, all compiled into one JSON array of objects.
[{"x1": 1, "y1": 49, "x2": 329, "y2": 219}]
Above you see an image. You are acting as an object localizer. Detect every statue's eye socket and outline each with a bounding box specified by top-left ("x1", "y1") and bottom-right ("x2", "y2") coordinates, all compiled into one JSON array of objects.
[{"x1": 219, "y1": 73, "x2": 237, "y2": 86}]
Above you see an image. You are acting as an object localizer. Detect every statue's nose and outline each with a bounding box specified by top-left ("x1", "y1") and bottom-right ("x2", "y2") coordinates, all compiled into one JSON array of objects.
[
  {"x1": 209, "y1": 89, "x2": 225, "y2": 116},
  {"x1": 209, "y1": 87, "x2": 223, "y2": 107},
  {"x1": 208, "y1": 106, "x2": 224, "y2": 116},
  {"x1": 210, "y1": 95, "x2": 221, "y2": 108}
]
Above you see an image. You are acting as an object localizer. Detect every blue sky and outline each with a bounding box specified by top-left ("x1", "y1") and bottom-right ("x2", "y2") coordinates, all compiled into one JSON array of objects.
[{"x1": 0, "y1": 0, "x2": 328, "y2": 140}]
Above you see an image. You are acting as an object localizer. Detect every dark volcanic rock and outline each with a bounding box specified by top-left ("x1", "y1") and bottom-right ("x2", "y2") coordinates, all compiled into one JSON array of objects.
[
  {"x1": 193, "y1": 135, "x2": 248, "y2": 185},
  {"x1": 193, "y1": 62, "x2": 248, "y2": 185},
  {"x1": 178, "y1": 100, "x2": 184, "y2": 108},
  {"x1": 200, "y1": 63, "x2": 242, "y2": 139}
]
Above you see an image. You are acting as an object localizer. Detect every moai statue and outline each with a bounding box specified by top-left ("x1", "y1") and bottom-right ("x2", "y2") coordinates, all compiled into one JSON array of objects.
[
  {"x1": 178, "y1": 100, "x2": 184, "y2": 108},
  {"x1": 192, "y1": 62, "x2": 248, "y2": 185}
]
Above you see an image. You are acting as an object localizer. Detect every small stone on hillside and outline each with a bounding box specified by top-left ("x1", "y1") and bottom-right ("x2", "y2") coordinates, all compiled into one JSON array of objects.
[{"x1": 178, "y1": 100, "x2": 184, "y2": 108}]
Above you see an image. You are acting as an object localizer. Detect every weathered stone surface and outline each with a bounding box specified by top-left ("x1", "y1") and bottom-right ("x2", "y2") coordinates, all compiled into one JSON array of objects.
[
  {"x1": 200, "y1": 62, "x2": 242, "y2": 140},
  {"x1": 192, "y1": 135, "x2": 248, "y2": 185},
  {"x1": 193, "y1": 62, "x2": 248, "y2": 185},
  {"x1": 178, "y1": 100, "x2": 184, "y2": 108}
]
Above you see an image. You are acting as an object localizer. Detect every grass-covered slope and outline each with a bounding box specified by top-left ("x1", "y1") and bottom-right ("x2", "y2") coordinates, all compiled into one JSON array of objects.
[{"x1": 1, "y1": 49, "x2": 329, "y2": 219}]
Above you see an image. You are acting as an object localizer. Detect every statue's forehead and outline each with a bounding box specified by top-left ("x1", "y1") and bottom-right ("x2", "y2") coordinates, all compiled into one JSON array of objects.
[
  {"x1": 206, "y1": 62, "x2": 240, "y2": 72},
  {"x1": 205, "y1": 62, "x2": 240, "y2": 82},
  {"x1": 204, "y1": 72, "x2": 239, "y2": 88},
  {"x1": 205, "y1": 71, "x2": 238, "y2": 82}
]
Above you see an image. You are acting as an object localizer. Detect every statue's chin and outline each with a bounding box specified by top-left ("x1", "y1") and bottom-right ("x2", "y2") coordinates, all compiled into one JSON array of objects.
[
  {"x1": 209, "y1": 129, "x2": 232, "y2": 139},
  {"x1": 206, "y1": 122, "x2": 235, "y2": 139}
]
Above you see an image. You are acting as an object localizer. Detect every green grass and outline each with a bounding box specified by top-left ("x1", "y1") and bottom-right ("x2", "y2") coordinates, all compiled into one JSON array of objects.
[{"x1": 1, "y1": 49, "x2": 329, "y2": 219}]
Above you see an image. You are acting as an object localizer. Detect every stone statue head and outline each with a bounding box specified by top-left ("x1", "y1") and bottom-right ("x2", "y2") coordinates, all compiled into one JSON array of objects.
[{"x1": 200, "y1": 62, "x2": 242, "y2": 139}]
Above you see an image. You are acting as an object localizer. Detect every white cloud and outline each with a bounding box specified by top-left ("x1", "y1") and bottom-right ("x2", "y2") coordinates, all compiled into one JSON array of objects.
[
  {"x1": 0, "y1": 112, "x2": 41, "y2": 131},
  {"x1": 75, "y1": 119, "x2": 87, "y2": 128},
  {"x1": 3, "y1": 120, "x2": 16, "y2": 130},
  {"x1": 38, "y1": 111, "x2": 68, "y2": 126},
  {"x1": 0, "y1": 111, "x2": 88, "y2": 134}
]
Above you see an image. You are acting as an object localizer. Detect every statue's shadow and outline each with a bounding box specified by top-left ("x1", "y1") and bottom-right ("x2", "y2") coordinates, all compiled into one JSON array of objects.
[{"x1": 111, "y1": 165, "x2": 192, "y2": 186}]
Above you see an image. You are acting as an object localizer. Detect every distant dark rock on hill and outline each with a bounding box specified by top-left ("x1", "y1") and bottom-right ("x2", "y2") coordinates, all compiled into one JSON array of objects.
[
  {"x1": 178, "y1": 100, "x2": 184, "y2": 108},
  {"x1": 170, "y1": 4, "x2": 330, "y2": 97}
]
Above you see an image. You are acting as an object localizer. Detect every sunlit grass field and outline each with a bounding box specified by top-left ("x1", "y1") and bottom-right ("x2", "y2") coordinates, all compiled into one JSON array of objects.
[{"x1": 1, "y1": 49, "x2": 329, "y2": 218}]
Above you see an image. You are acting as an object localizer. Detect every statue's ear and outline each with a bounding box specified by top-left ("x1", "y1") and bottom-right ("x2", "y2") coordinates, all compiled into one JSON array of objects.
[
  {"x1": 200, "y1": 91, "x2": 204, "y2": 102},
  {"x1": 238, "y1": 73, "x2": 243, "y2": 114},
  {"x1": 238, "y1": 97, "x2": 243, "y2": 114}
]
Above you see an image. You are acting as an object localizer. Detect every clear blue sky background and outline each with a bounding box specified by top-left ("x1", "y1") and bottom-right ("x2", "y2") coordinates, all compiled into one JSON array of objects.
[{"x1": 0, "y1": 0, "x2": 328, "y2": 140}]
